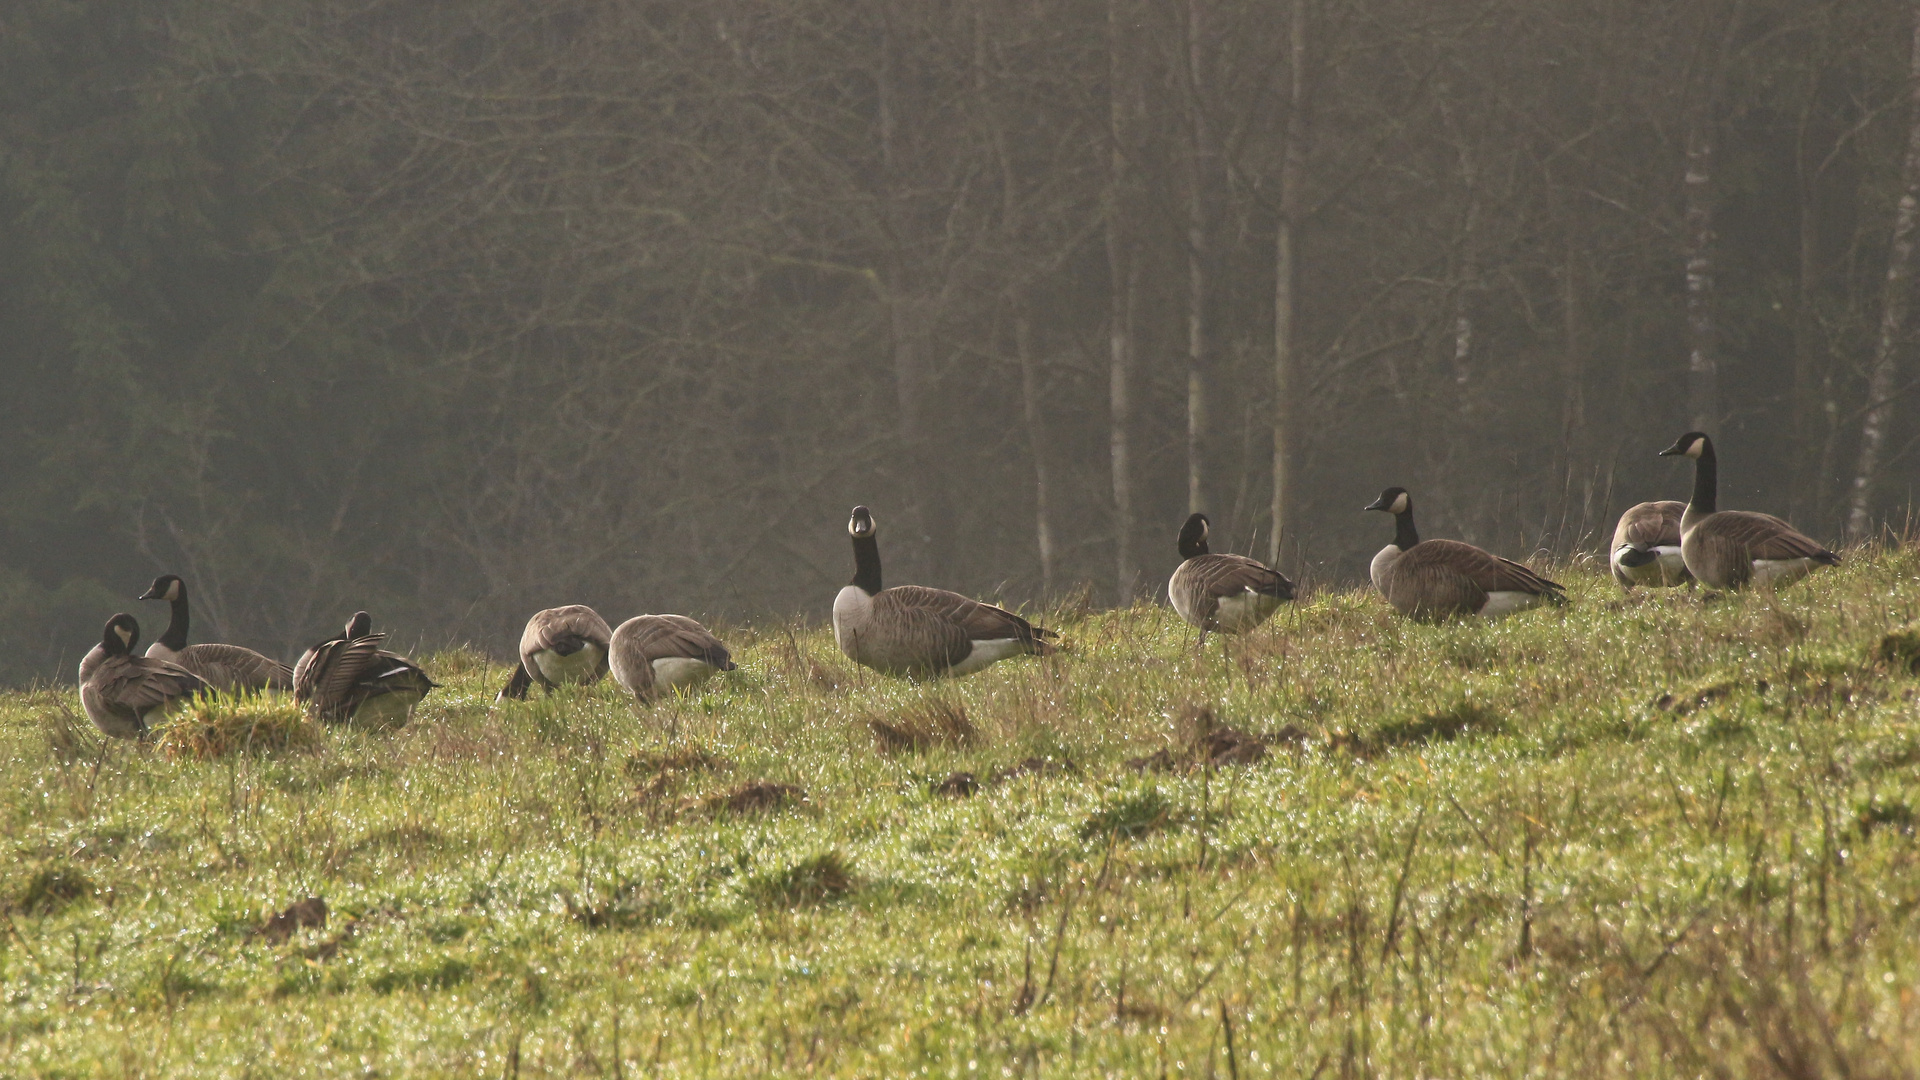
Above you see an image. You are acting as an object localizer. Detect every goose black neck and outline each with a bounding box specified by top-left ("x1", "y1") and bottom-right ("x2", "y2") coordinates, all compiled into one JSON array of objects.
[
  {"x1": 1178, "y1": 535, "x2": 1210, "y2": 560},
  {"x1": 1688, "y1": 447, "x2": 1718, "y2": 517},
  {"x1": 1394, "y1": 509, "x2": 1420, "y2": 550},
  {"x1": 850, "y1": 534, "x2": 883, "y2": 595},
  {"x1": 158, "y1": 592, "x2": 189, "y2": 651}
]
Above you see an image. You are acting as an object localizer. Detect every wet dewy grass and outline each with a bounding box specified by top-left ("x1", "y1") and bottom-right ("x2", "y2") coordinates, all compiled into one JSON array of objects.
[{"x1": 5, "y1": 550, "x2": 1920, "y2": 1074}]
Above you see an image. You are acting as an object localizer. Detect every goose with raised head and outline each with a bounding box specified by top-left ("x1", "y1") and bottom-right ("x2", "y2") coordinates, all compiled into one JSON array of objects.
[
  {"x1": 832, "y1": 505, "x2": 1057, "y2": 678},
  {"x1": 1364, "y1": 487, "x2": 1566, "y2": 621},
  {"x1": 78, "y1": 613, "x2": 208, "y2": 739},
  {"x1": 1609, "y1": 502, "x2": 1692, "y2": 589},
  {"x1": 292, "y1": 611, "x2": 436, "y2": 728},
  {"x1": 608, "y1": 614, "x2": 735, "y2": 703},
  {"x1": 497, "y1": 605, "x2": 613, "y2": 701},
  {"x1": 1658, "y1": 432, "x2": 1839, "y2": 589},
  {"x1": 1167, "y1": 513, "x2": 1295, "y2": 644},
  {"x1": 137, "y1": 574, "x2": 293, "y2": 691}
]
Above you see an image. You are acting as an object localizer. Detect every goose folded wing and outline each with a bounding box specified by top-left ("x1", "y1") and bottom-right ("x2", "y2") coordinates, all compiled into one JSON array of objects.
[
  {"x1": 629, "y1": 616, "x2": 734, "y2": 669},
  {"x1": 1619, "y1": 503, "x2": 1683, "y2": 548},
  {"x1": 527, "y1": 608, "x2": 613, "y2": 655},
  {"x1": 1192, "y1": 554, "x2": 1292, "y2": 599},
  {"x1": 886, "y1": 586, "x2": 1049, "y2": 646},
  {"x1": 1710, "y1": 512, "x2": 1839, "y2": 563}
]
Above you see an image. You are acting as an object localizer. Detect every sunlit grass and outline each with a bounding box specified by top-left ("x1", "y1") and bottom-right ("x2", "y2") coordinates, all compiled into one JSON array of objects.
[{"x1": 4, "y1": 549, "x2": 1920, "y2": 1075}]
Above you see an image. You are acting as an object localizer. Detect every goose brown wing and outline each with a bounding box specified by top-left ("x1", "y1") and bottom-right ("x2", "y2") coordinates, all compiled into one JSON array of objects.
[
  {"x1": 621, "y1": 615, "x2": 734, "y2": 669},
  {"x1": 866, "y1": 589, "x2": 978, "y2": 670},
  {"x1": 96, "y1": 655, "x2": 207, "y2": 715},
  {"x1": 175, "y1": 644, "x2": 293, "y2": 692},
  {"x1": 1614, "y1": 501, "x2": 1684, "y2": 549},
  {"x1": 1698, "y1": 511, "x2": 1838, "y2": 563},
  {"x1": 884, "y1": 586, "x2": 1051, "y2": 648},
  {"x1": 1185, "y1": 554, "x2": 1294, "y2": 600},
  {"x1": 522, "y1": 606, "x2": 614, "y2": 659},
  {"x1": 293, "y1": 634, "x2": 386, "y2": 712},
  {"x1": 1390, "y1": 541, "x2": 1563, "y2": 616}
]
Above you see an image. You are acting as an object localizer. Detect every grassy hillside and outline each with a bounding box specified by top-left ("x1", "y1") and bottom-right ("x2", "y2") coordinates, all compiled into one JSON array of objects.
[{"x1": 5, "y1": 551, "x2": 1920, "y2": 1077}]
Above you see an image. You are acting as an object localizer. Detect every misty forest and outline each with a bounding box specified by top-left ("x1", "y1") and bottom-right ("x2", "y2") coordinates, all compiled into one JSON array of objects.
[{"x1": 6, "y1": 0, "x2": 1920, "y2": 680}]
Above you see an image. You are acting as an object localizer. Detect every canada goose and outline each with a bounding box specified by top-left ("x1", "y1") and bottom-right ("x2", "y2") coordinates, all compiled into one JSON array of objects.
[
  {"x1": 498, "y1": 605, "x2": 613, "y2": 701},
  {"x1": 1658, "y1": 432, "x2": 1839, "y2": 589},
  {"x1": 607, "y1": 614, "x2": 736, "y2": 702},
  {"x1": 292, "y1": 611, "x2": 436, "y2": 728},
  {"x1": 1364, "y1": 487, "x2": 1566, "y2": 621},
  {"x1": 137, "y1": 574, "x2": 293, "y2": 692},
  {"x1": 1167, "y1": 513, "x2": 1295, "y2": 643},
  {"x1": 78, "y1": 614, "x2": 208, "y2": 738},
  {"x1": 1609, "y1": 502, "x2": 1692, "y2": 588},
  {"x1": 833, "y1": 505, "x2": 1057, "y2": 678}
]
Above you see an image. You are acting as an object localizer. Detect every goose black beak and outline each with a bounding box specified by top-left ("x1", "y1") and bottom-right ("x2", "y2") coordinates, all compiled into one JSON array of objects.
[{"x1": 1362, "y1": 496, "x2": 1391, "y2": 512}]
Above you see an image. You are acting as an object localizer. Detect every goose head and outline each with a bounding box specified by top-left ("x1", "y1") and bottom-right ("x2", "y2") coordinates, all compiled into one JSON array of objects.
[
  {"x1": 1364, "y1": 487, "x2": 1411, "y2": 515},
  {"x1": 99, "y1": 613, "x2": 140, "y2": 656},
  {"x1": 1177, "y1": 513, "x2": 1211, "y2": 559},
  {"x1": 848, "y1": 506, "x2": 877, "y2": 539},
  {"x1": 345, "y1": 611, "x2": 374, "y2": 638},
  {"x1": 138, "y1": 574, "x2": 184, "y2": 602},
  {"x1": 1658, "y1": 432, "x2": 1713, "y2": 460}
]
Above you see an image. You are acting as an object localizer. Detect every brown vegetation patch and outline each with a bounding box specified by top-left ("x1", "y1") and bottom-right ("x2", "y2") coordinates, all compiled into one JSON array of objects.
[
  {"x1": 626, "y1": 747, "x2": 733, "y2": 801},
  {"x1": 12, "y1": 863, "x2": 95, "y2": 915},
  {"x1": 990, "y1": 756, "x2": 1079, "y2": 783},
  {"x1": 702, "y1": 781, "x2": 807, "y2": 817},
  {"x1": 869, "y1": 697, "x2": 975, "y2": 754},
  {"x1": 1874, "y1": 624, "x2": 1920, "y2": 674},
  {"x1": 934, "y1": 772, "x2": 979, "y2": 797},
  {"x1": 258, "y1": 896, "x2": 328, "y2": 944},
  {"x1": 748, "y1": 852, "x2": 855, "y2": 907},
  {"x1": 1125, "y1": 705, "x2": 1296, "y2": 772}
]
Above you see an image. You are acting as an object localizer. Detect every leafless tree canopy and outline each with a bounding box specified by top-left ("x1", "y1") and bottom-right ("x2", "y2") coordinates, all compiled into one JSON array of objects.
[{"x1": 3, "y1": 0, "x2": 1918, "y2": 681}]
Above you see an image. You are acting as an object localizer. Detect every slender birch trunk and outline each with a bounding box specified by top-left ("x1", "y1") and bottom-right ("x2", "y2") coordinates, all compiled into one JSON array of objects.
[
  {"x1": 1182, "y1": 0, "x2": 1211, "y2": 516},
  {"x1": 1847, "y1": 3, "x2": 1920, "y2": 539},
  {"x1": 878, "y1": 3, "x2": 936, "y2": 576},
  {"x1": 1014, "y1": 312, "x2": 1055, "y2": 596},
  {"x1": 1270, "y1": 0, "x2": 1308, "y2": 566},
  {"x1": 1683, "y1": 117, "x2": 1721, "y2": 434},
  {"x1": 1106, "y1": 0, "x2": 1138, "y2": 603}
]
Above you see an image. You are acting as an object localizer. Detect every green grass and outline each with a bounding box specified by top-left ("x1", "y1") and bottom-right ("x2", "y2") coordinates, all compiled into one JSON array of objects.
[{"x1": 6, "y1": 551, "x2": 1920, "y2": 1075}]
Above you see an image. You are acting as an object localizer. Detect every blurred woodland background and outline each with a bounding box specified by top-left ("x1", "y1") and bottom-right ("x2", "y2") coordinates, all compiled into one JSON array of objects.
[{"x1": 5, "y1": 0, "x2": 1920, "y2": 684}]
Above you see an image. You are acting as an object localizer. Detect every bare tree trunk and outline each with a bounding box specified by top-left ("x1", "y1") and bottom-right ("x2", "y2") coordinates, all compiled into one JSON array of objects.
[
  {"x1": 1182, "y1": 0, "x2": 1212, "y2": 516},
  {"x1": 1848, "y1": 4, "x2": 1920, "y2": 540},
  {"x1": 1270, "y1": 0, "x2": 1308, "y2": 567},
  {"x1": 1682, "y1": 1, "x2": 1743, "y2": 434},
  {"x1": 878, "y1": 3, "x2": 937, "y2": 576},
  {"x1": 1014, "y1": 310, "x2": 1055, "y2": 596},
  {"x1": 1107, "y1": 0, "x2": 1138, "y2": 603}
]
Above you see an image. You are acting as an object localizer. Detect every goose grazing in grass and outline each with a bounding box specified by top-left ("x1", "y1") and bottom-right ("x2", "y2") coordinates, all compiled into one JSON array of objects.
[
  {"x1": 1364, "y1": 487, "x2": 1566, "y2": 621},
  {"x1": 1658, "y1": 432, "x2": 1839, "y2": 590},
  {"x1": 292, "y1": 611, "x2": 436, "y2": 728},
  {"x1": 1167, "y1": 513, "x2": 1294, "y2": 644},
  {"x1": 138, "y1": 574, "x2": 293, "y2": 692},
  {"x1": 1609, "y1": 502, "x2": 1692, "y2": 589},
  {"x1": 608, "y1": 615, "x2": 736, "y2": 703},
  {"x1": 832, "y1": 505, "x2": 1057, "y2": 678},
  {"x1": 78, "y1": 614, "x2": 207, "y2": 739},
  {"x1": 498, "y1": 605, "x2": 613, "y2": 701}
]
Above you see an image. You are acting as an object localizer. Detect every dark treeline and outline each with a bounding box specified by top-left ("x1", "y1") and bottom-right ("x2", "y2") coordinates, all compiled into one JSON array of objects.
[{"x1": 4, "y1": 0, "x2": 1919, "y2": 684}]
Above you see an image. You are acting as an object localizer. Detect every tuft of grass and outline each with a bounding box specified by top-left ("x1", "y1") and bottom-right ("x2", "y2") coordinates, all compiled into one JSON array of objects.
[
  {"x1": 1369, "y1": 699, "x2": 1503, "y2": 752},
  {"x1": 1873, "y1": 623, "x2": 1920, "y2": 673},
  {"x1": 748, "y1": 852, "x2": 856, "y2": 907},
  {"x1": 1079, "y1": 786, "x2": 1186, "y2": 840},
  {"x1": 702, "y1": 781, "x2": 807, "y2": 817},
  {"x1": 868, "y1": 695, "x2": 975, "y2": 753},
  {"x1": 12, "y1": 863, "x2": 95, "y2": 914},
  {"x1": 154, "y1": 692, "x2": 320, "y2": 760}
]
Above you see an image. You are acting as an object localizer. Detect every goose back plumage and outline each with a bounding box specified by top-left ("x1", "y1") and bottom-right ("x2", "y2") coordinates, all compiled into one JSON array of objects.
[
  {"x1": 1609, "y1": 501, "x2": 1690, "y2": 588},
  {"x1": 832, "y1": 506, "x2": 1056, "y2": 679},
  {"x1": 499, "y1": 605, "x2": 613, "y2": 700},
  {"x1": 1166, "y1": 513, "x2": 1294, "y2": 634},
  {"x1": 1659, "y1": 432, "x2": 1839, "y2": 590},
  {"x1": 79, "y1": 614, "x2": 207, "y2": 739},
  {"x1": 608, "y1": 614, "x2": 735, "y2": 702},
  {"x1": 1365, "y1": 488, "x2": 1565, "y2": 621},
  {"x1": 292, "y1": 612, "x2": 435, "y2": 728}
]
